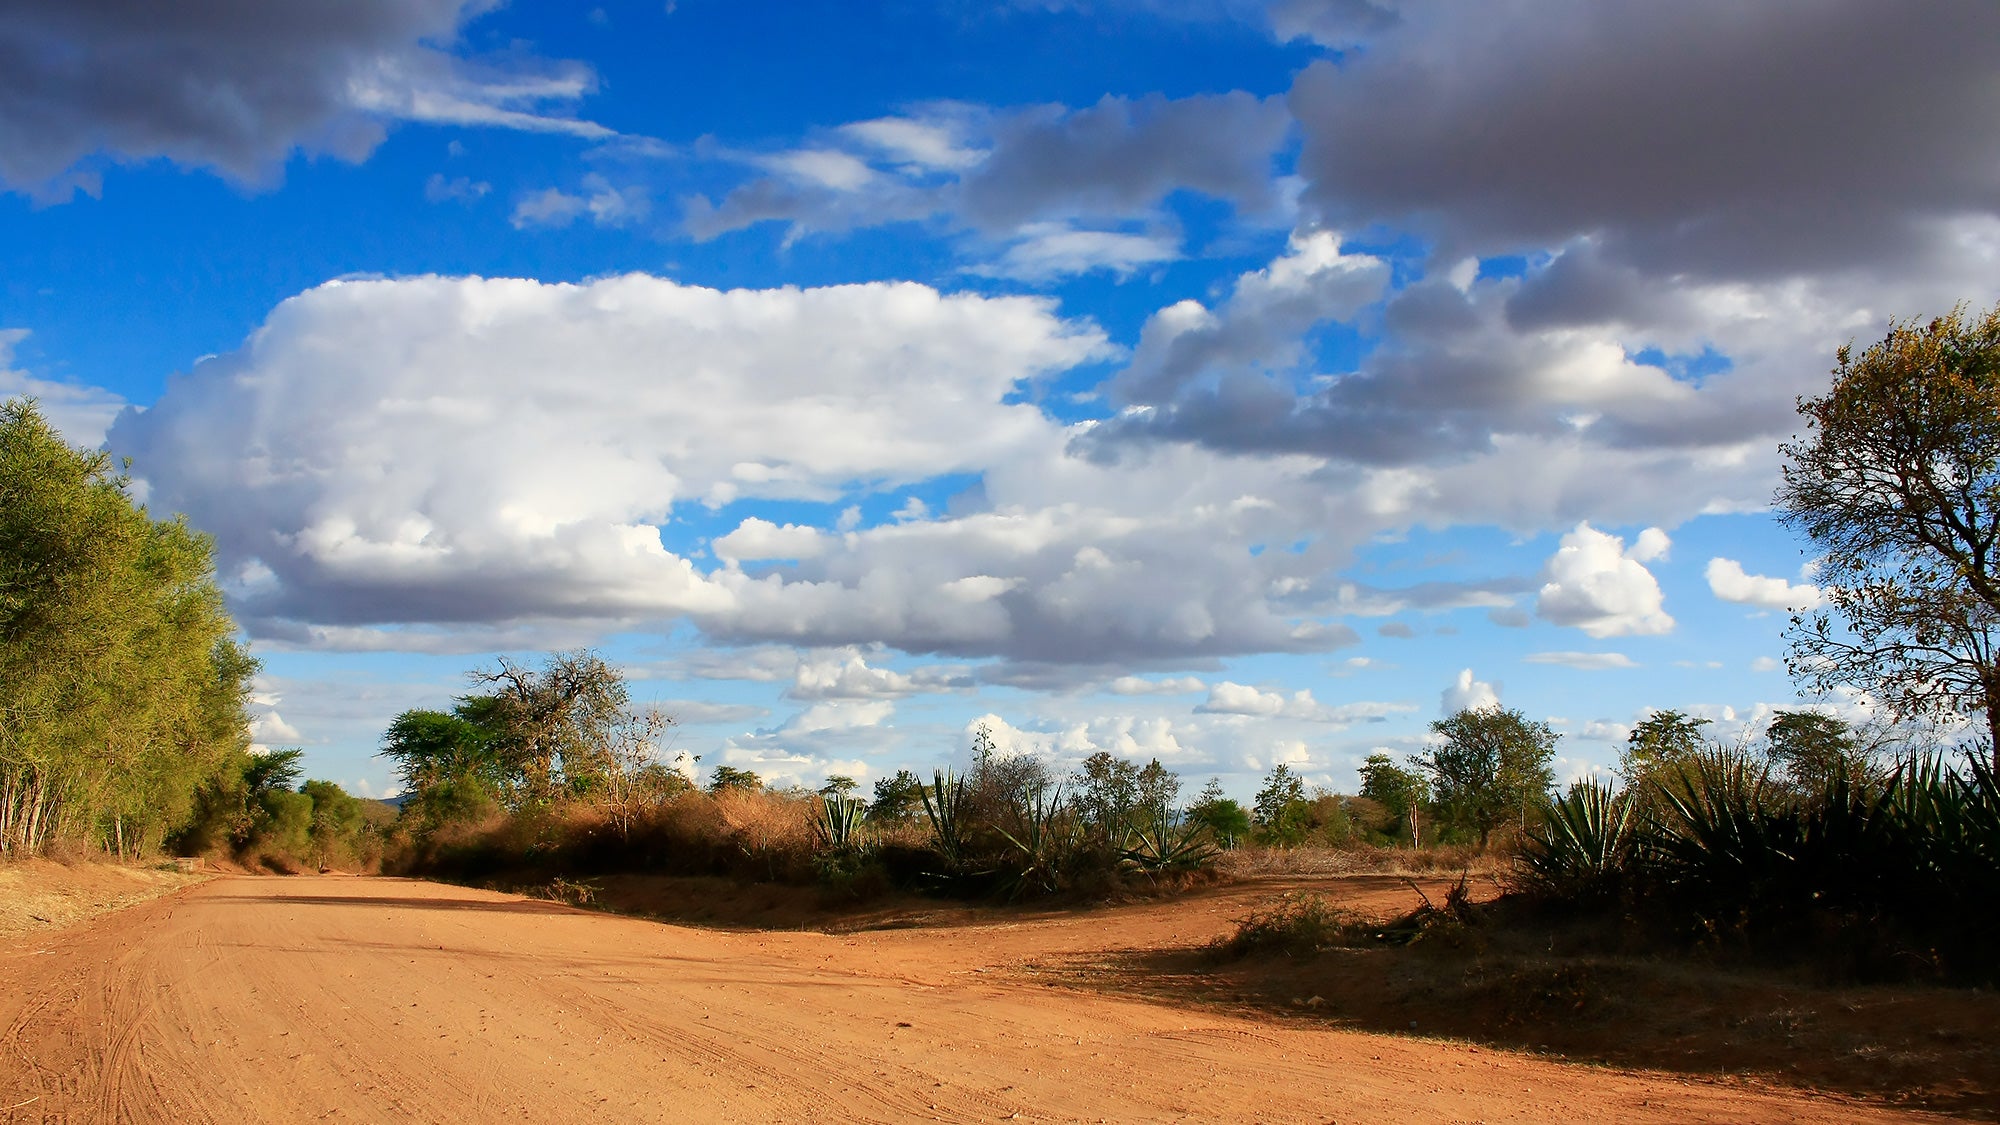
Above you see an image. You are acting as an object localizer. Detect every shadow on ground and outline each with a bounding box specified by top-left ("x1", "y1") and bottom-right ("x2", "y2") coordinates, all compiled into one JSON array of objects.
[{"x1": 1027, "y1": 935, "x2": 2000, "y2": 1121}]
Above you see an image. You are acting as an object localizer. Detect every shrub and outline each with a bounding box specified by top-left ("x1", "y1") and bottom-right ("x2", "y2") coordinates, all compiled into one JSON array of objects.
[{"x1": 1214, "y1": 892, "x2": 1356, "y2": 958}]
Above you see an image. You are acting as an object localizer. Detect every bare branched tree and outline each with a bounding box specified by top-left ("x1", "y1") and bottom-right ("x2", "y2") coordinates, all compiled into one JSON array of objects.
[{"x1": 1777, "y1": 303, "x2": 2000, "y2": 766}]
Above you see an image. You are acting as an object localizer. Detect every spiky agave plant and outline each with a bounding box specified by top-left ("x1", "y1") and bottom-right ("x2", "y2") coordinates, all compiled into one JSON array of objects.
[
  {"x1": 1120, "y1": 814, "x2": 1221, "y2": 875},
  {"x1": 996, "y1": 780, "x2": 1072, "y2": 898},
  {"x1": 1513, "y1": 779, "x2": 1635, "y2": 903},
  {"x1": 920, "y1": 768, "x2": 973, "y2": 866},
  {"x1": 813, "y1": 792, "x2": 866, "y2": 852},
  {"x1": 1646, "y1": 751, "x2": 1792, "y2": 912}
]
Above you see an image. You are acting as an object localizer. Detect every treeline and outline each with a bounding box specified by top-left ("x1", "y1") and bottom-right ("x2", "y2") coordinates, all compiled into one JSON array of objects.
[
  {"x1": 383, "y1": 652, "x2": 1274, "y2": 897},
  {"x1": 384, "y1": 651, "x2": 1542, "y2": 901},
  {"x1": 0, "y1": 398, "x2": 386, "y2": 868},
  {"x1": 0, "y1": 400, "x2": 255, "y2": 857}
]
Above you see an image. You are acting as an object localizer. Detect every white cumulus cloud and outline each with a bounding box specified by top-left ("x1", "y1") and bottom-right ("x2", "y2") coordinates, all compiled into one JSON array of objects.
[
  {"x1": 1441, "y1": 668, "x2": 1499, "y2": 715},
  {"x1": 1705, "y1": 557, "x2": 1823, "y2": 611},
  {"x1": 1536, "y1": 523, "x2": 1674, "y2": 638}
]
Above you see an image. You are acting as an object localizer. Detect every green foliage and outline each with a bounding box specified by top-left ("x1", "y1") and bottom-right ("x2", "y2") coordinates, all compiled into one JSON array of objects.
[
  {"x1": 1620, "y1": 710, "x2": 1711, "y2": 783},
  {"x1": 1764, "y1": 710, "x2": 1872, "y2": 796},
  {"x1": 1252, "y1": 763, "x2": 1310, "y2": 846},
  {"x1": 708, "y1": 765, "x2": 764, "y2": 794},
  {"x1": 812, "y1": 791, "x2": 866, "y2": 852},
  {"x1": 1359, "y1": 752, "x2": 1428, "y2": 844},
  {"x1": 867, "y1": 769, "x2": 925, "y2": 822},
  {"x1": 0, "y1": 398, "x2": 255, "y2": 856},
  {"x1": 1215, "y1": 892, "x2": 1354, "y2": 958},
  {"x1": 919, "y1": 768, "x2": 973, "y2": 866},
  {"x1": 1187, "y1": 778, "x2": 1250, "y2": 847},
  {"x1": 1513, "y1": 750, "x2": 2000, "y2": 980},
  {"x1": 463, "y1": 650, "x2": 631, "y2": 803},
  {"x1": 995, "y1": 780, "x2": 1073, "y2": 898},
  {"x1": 1421, "y1": 706, "x2": 1559, "y2": 849},
  {"x1": 1777, "y1": 302, "x2": 2000, "y2": 762},
  {"x1": 1515, "y1": 780, "x2": 1636, "y2": 903},
  {"x1": 379, "y1": 709, "x2": 502, "y2": 827},
  {"x1": 1119, "y1": 814, "x2": 1220, "y2": 875},
  {"x1": 818, "y1": 775, "x2": 858, "y2": 798}
]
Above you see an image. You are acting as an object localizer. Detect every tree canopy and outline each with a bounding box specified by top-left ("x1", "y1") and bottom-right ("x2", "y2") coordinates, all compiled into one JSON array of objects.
[
  {"x1": 1777, "y1": 303, "x2": 2000, "y2": 763},
  {"x1": 1419, "y1": 705, "x2": 1559, "y2": 848},
  {"x1": 0, "y1": 398, "x2": 255, "y2": 856}
]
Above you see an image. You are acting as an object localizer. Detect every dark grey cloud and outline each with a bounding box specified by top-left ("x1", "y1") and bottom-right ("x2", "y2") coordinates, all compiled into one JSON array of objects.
[
  {"x1": 1084, "y1": 270, "x2": 1801, "y2": 470},
  {"x1": 1289, "y1": 0, "x2": 2000, "y2": 278},
  {"x1": 959, "y1": 92, "x2": 1290, "y2": 229},
  {"x1": 688, "y1": 93, "x2": 1292, "y2": 246},
  {"x1": 0, "y1": 0, "x2": 604, "y2": 195}
]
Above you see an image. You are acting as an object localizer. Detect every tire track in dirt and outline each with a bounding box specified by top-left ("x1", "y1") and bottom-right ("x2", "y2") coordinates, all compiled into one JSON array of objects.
[{"x1": 0, "y1": 876, "x2": 1949, "y2": 1124}]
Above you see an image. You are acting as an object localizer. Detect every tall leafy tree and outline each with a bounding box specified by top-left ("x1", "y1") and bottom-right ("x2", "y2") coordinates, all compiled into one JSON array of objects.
[
  {"x1": 1777, "y1": 303, "x2": 2000, "y2": 764},
  {"x1": 1252, "y1": 763, "x2": 1309, "y2": 846},
  {"x1": 0, "y1": 398, "x2": 253, "y2": 855},
  {"x1": 1619, "y1": 709, "x2": 1711, "y2": 784},
  {"x1": 1419, "y1": 706, "x2": 1559, "y2": 849},
  {"x1": 1358, "y1": 752, "x2": 1429, "y2": 845},
  {"x1": 462, "y1": 649, "x2": 629, "y2": 803}
]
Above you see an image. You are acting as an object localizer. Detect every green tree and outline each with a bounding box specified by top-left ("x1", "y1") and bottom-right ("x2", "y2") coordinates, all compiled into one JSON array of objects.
[
  {"x1": 1073, "y1": 751, "x2": 1138, "y2": 830},
  {"x1": 1419, "y1": 706, "x2": 1559, "y2": 849},
  {"x1": 1186, "y1": 777, "x2": 1250, "y2": 847},
  {"x1": 868, "y1": 769, "x2": 926, "y2": 822},
  {"x1": 819, "y1": 775, "x2": 858, "y2": 799},
  {"x1": 1619, "y1": 709, "x2": 1711, "y2": 784},
  {"x1": 1777, "y1": 303, "x2": 2000, "y2": 765},
  {"x1": 463, "y1": 650, "x2": 630, "y2": 802},
  {"x1": 378, "y1": 709, "x2": 501, "y2": 825},
  {"x1": 1764, "y1": 709, "x2": 1874, "y2": 794},
  {"x1": 0, "y1": 398, "x2": 254, "y2": 856},
  {"x1": 1358, "y1": 752, "x2": 1429, "y2": 846},
  {"x1": 708, "y1": 765, "x2": 763, "y2": 793},
  {"x1": 1252, "y1": 763, "x2": 1310, "y2": 847}
]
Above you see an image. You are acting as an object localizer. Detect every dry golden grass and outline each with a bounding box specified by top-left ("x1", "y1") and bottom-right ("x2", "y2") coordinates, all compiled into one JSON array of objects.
[{"x1": 0, "y1": 856, "x2": 210, "y2": 947}]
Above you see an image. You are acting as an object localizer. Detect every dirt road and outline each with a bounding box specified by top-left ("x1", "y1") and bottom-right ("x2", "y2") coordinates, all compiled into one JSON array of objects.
[{"x1": 0, "y1": 876, "x2": 1938, "y2": 1123}]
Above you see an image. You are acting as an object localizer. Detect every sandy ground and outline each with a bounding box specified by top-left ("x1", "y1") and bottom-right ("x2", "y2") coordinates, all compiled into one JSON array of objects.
[
  {"x1": 0, "y1": 874, "x2": 1959, "y2": 1124},
  {"x1": 0, "y1": 859, "x2": 209, "y2": 947}
]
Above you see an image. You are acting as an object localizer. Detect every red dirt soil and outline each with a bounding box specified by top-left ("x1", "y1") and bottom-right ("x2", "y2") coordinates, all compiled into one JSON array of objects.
[{"x1": 0, "y1": 874, "x2": 1973, "y2": 1123}]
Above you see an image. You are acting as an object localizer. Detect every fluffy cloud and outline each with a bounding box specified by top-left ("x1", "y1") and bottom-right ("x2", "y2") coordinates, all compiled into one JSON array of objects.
[
  {"x1": 1105, "y1": 675, "x2": 1206, "y2": 696},
  {"x1": 110, "y1": 273, "x2": 1388, "y2": 666},
  {"x1": 713, "y1": 519, "x2": 828, "y2": 562},
  {"x1": 787, "y1": 650, "x2": 970, "y2": 700},
  {"x1": 0, "y1": 0, "x2": 608, "y2": 196},
  {"x1": 686, "y1": 93, "x2": 1291, "y2": 259},
  {"x1": 1441, "y1": 668, "x2": 1498, "y2": 715},
  {"x1": 1195, "y1": 681, "x2": 1410, "y2": 724},
  {"x1": 1536, "y1": 523, "x2": 1673, "y2": 638},
  {"x1": 1705, "y1": 557, "x2": 1823, "y2": 612},
  {"x1": 967, "y1": 223, "x2": 1181, "y2": 282},
  {"x1": 511, "y1": 175, "x2": 649, "y2": 230},
  {"x1": 1110, "y1": 229, "x2": 1389, "y2": 406},
  {"x1": 111, "y1": 274, "x2": 1102, "y2": 629}
]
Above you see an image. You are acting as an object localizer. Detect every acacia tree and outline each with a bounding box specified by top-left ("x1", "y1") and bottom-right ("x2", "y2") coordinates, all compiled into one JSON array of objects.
[
  {"x1": 1778, "y1": 304, "x2": 2000, "y2": 765},
  {"x1": 464, "y1": 649, "x2": 629, "y2": 803},
  {"x1": 1419, "y1": 706, "x2": 1558, "y2": 849}
]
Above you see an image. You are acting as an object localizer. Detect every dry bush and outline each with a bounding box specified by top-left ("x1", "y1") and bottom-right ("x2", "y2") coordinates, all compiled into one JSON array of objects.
[{"x1": 1218, "y1": 843, "x2": 1498, "y2": 879}]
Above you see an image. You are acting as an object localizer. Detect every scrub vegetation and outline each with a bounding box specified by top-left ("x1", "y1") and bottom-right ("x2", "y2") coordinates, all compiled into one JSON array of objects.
[{"x1": 0, "y1": 398, "x2": 389, "y2": 870}]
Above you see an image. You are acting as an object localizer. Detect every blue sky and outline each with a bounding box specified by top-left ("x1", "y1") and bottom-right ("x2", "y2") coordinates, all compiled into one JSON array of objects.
[{"x1": 5, "y1": 1, "x2": 1997, "y2": 800}]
